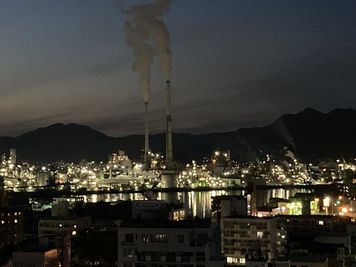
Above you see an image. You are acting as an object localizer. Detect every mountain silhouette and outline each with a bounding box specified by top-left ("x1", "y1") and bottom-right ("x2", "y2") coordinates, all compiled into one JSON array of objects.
[{"x1": 1, "y1": 108, "x2": 355, "y2": 163}]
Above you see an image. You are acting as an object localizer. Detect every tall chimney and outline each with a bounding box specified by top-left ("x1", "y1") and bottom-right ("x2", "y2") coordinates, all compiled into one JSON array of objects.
[
  {"x1": 165, "y1": 80, "x2": 173, "y2": 164},
  {"x1": 144, "y1": 102, "x2": 149, "y2": 164}
]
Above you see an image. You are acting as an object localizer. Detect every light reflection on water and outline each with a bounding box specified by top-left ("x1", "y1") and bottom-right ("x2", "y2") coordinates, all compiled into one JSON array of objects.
[{"x1": 83, "y1": 188, "x2": 306, "y2": 218}]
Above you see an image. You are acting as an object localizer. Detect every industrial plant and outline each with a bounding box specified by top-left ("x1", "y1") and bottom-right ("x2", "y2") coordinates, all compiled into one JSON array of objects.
[{"x1": 0, "y1": 1, "x2": 356, "y2": 267}]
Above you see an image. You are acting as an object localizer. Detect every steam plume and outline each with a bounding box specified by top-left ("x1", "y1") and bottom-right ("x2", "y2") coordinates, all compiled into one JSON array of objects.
[
  {"x1": 148, "y1": 0, "x2": 172, "y2": 80},
  {"x1": 123, "y1": 0, "x2": 172, "y2": 100},
  {"x1": 124, "y1": 15, "x2": 153, "y2": 103}
]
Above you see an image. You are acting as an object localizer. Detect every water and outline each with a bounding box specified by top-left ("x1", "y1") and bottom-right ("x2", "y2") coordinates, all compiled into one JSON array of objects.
[{"x1": 81, "y1": 188, "x2": 307, "y2": 218}]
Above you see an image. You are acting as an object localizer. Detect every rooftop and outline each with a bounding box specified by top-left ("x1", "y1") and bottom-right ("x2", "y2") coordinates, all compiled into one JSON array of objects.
[
  {"x1": 15, "y1": 246, "x2": 57, "y2": 253},
  {"x1": 291, "y1": 255, "x2": 328, "y2": 263},
  {"x1": 118, "y1": 219, "x2": 213, "y2": 228}
]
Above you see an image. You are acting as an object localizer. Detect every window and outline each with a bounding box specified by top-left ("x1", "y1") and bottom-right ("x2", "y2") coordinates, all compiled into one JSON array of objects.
[
  {"x1": 227, "y1": 257, "x2": 238, "y2": 264},
  {"x1": 150, "y1": 234, "x2": 168, "y2": 243},
  {"x1": 224, "y1": 221, "x2": 230, "y2": 227},
  {"x1": 257, "y1": 231, "x2": 263, "y2": 238},
  {"x1": 142, "y1": 234, "x2": 149, "y2": 243},
  {"x1": 197, "y1": 233, "x2": 209, "y2": 241},
  {"x1": 318, "y1": 220, "x2": 324, "y2": 226},
  {"x1": 166, "y1": 252, "x2": 176, "y2": 262},
  {"x1": 196, "y1": 252, "x2": 205, "y2": 262},
  {"x1": 177, "y1": 234, "x2": 184, "y2": 243},
  {"x1": 123, "y1": 249, "x2": 134, "y2": 258},
  {"x1": 125, "y1": 234, "x2": 134, "y2": 242}
]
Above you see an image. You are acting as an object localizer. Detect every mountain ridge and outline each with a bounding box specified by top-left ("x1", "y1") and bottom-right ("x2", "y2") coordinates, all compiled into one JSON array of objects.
[{"x1": 1, "y1": 108, "x2": 356, "y2": 163}]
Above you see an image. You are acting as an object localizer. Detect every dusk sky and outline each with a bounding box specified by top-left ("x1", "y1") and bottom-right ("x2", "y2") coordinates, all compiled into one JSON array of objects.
[{"x1": 0, "y1": 0, "x2": 355, "y2": 137}]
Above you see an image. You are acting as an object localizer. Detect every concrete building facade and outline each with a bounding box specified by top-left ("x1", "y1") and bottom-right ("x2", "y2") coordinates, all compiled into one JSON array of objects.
[
  {"x1": 117, "y1": 220, "x2": 225, "y2": 267},
  {"x1": 221, "y1": 216, "x2": 287, "y2": 265},
  {"x1": 0, "y1": 209, "x2": 23, "y2": 249}
]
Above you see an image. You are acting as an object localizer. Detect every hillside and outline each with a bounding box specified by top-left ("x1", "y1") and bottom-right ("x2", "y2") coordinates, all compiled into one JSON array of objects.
[{"x1": 0, "y1": 108, "x2": 355, "y2": 162}]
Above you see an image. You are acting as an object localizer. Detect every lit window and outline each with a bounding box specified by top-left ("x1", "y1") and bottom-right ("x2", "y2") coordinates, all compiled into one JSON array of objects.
[
  {"x1": 318, "y1": 220, "x2": 324, "y2": 226},
  {"x1": 239, "y1": 258, "x2": 246, "y2": 264},
  {"x1": 257, "y1": 231, "x2": 264, "y2": 238},
  {"x1": 1, "y1": 220, "x2": 4, "y2": 224},
  {"x1": 59, "y1": 224, "x2": 63, "y2": 228},
  {"x1": 141, "y1": 234, "x2": 149, "y2": 243},
  {"x1": 123, "y1": 249, "x2": 133, "y2": 258},
  {"x1": 227, "y1": 257, "x2": 238, "y2": 264},
  {"x1": 150, "y1": 233, "x2": 168, "y2": 243},
  {"x1": 14, "y1": 219, "x2": 18, "y2": 223},
  {"x1": 72, "y1": 230, "x2": 77, "y2": 236}
]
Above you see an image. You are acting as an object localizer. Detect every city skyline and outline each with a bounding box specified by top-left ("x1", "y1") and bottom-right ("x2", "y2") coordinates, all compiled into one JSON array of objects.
[{"x1": 0, "y1": 0, "x2": 355, "y2": 137}]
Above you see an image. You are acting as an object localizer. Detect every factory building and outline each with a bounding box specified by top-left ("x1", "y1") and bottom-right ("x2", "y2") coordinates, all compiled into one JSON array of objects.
[
  {"x1": 8, "y1": 148, "x2": 16, "y2": 165},
  {"x1": 36, "y1": 171, "x2": 49, "y2": 187}
]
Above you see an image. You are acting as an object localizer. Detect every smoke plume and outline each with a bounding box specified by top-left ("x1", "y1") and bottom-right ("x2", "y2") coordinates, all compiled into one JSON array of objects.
[{"x1": 123, "y1": 0, "x2": 172, "y2": 103}]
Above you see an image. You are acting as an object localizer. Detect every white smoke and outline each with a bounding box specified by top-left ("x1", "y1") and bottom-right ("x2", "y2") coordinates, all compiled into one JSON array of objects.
[
  {"x1": 123, "y1": 0, "x2": 172, "y2": 103},
  {"x1": 284, "y1": 149, "x2": 295, "y2": 160},
  {"x1": 148, "y1": 0, "x2": 172, "y2": 80}
]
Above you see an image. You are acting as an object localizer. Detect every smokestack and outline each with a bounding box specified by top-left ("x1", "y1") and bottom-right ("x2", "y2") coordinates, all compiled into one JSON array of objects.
[
  {"x1": 165, "y1": 80, "x2": 173, "y2": 164},
  {"x1": 122, "y1": 0, "x2": 171, "y2": 165},
  {"x1": 144, "y1": 102, "x2": 149, "y2": 163}
]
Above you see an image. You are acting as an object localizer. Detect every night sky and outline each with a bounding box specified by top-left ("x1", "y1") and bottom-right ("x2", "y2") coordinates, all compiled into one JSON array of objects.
[{"x1": 0, "y1": 0, "x2": 355, "y2": 137}]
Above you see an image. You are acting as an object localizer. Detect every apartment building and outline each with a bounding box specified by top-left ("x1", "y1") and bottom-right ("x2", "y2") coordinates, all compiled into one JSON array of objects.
[
  {"x1": 221, "y1": 216, "x2": 287, "y2": 265},
  {"x1": 0, "y1": 208, "x2": 23, "y2": 249},
  {"x1": 117, "y1": 220, "x2": 225, "y2": 267}
]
